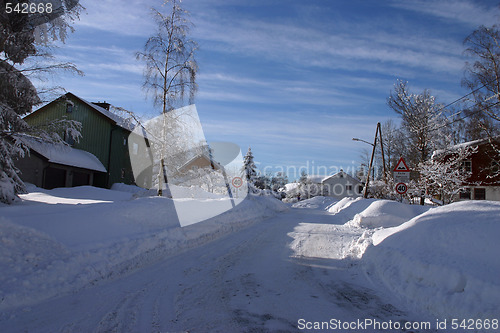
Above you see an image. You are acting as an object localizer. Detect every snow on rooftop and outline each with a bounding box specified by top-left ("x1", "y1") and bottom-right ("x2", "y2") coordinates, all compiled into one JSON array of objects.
[
  {"x1": 432, "y1": 136, "x2": 500, "y2": 158},
  {"x1": 24, "y1": 137, "x2": 106, "y2": 172},
  {"x1": 322, "y1": 170, "x2": 361, "y2": 183},
  {"x1": 307, "y1": 175, "x2": 327, "y2": 183}
]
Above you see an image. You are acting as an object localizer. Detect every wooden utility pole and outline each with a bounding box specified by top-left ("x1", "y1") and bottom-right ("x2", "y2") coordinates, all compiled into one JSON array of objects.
[{"x1": 362, "y1": 122, "x2": 387, "y2": 198}]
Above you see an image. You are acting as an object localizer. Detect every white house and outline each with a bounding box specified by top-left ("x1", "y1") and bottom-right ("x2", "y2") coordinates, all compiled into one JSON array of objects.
[{"x1": 308, "y1": 170, "x2": 364, "y2": 199}]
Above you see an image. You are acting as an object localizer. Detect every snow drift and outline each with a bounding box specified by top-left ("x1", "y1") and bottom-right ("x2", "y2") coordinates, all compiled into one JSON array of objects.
[
  {"x1": 363, "y1": 201, "x2": 500, "y2": 320},
  {"x1": 347, "y1": 199, "x2": 430, "y2": 228}
]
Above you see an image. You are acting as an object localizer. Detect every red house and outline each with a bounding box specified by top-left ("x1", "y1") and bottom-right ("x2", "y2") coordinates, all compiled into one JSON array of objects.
[{"x1": 452, "y1": 138, "x2": 500, "y2": 201}]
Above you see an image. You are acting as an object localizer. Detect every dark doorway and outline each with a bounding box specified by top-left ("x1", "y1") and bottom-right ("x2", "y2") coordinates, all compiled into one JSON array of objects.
[
  {"x1": 72, "y1": 171, "x2": 90, "y2": 187},
  {"x1": 474, "y1": 188, "x2": 486, "y2": 200},
  {"x1": 44, "y1": 167, "x2": 66, "y2": 189}
]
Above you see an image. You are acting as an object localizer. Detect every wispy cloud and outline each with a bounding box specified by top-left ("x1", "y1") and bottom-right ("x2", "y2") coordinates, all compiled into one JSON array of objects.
[
  {"x1": 191, "y1": 8, "x2": 466, "y2": 77},
  {"x1": 201, "y1": 110, "x2": 388, "y2": 174},
  {"x1": 74, "y1": 0, "x2": 155, "y2": 36},
  {"x1": 391, "y1": 0, "x2": 500, "y2": 27},
  {"x1": 40, "y1": 0, "x2": 498, "y2": 174}
]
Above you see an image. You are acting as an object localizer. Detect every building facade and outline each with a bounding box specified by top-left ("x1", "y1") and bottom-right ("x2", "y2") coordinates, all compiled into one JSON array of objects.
[
  {"x1": 457, "y1": 139, "x2": 500, "y2": 201},
  {"x1": 19, "y1": 92, "x2": 136, "y2": 189}
]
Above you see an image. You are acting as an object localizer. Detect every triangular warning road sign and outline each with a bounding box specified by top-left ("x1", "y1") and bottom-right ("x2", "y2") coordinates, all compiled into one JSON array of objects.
[{"x1": 393, "y1": 157, "x2": 410, "y2": 172}]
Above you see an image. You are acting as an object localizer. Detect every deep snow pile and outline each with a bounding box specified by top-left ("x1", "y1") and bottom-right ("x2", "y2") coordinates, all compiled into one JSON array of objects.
[
  {"x1": 361, "y1": 201, "x2": 500, "y2": 320},
  {"x1": 328, "y1": 197, "x2": 376, "y2": 224},
  {"x1": 0, "y1": 185, "x2": 287, "y2": 310},
  {"x1": 347, "y1": 199, "x2": 430, "y2": 228},
  {"x1": 324, "y1": 198, "x2": 500, "y2": 320}
]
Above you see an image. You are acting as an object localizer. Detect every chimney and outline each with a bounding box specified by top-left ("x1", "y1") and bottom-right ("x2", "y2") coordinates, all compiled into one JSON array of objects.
[{"x1": 92, "y1": 101, "x2": 110, "y2": 110}]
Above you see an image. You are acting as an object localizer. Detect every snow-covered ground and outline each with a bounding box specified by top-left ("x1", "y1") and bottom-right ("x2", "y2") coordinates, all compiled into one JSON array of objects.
[
  {"x1": 0, "y1": 184, "x2": 286, "y2": 311},
  {"x1": 365, "y1": 201, "x2": 500, "y2": 321},
  {"x1": 1, "y1": 188, "x2": 499, "y2": 332}
]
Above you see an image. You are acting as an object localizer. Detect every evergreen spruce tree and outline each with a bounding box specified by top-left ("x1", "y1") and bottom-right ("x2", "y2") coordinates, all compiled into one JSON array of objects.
[{"x1": 242, "y1": 147, "x2": 257, "y2": 183}]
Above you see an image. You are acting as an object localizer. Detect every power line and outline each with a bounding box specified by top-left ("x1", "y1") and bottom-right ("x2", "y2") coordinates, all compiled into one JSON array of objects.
[{"x1": 382, "y1": 86, "x2": 498, "y2": 141}]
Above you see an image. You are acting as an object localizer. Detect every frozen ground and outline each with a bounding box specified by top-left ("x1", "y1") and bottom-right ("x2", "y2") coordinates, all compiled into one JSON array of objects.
[{"x1": 0, "y1": 188, "x2": 499, "y2": 332}]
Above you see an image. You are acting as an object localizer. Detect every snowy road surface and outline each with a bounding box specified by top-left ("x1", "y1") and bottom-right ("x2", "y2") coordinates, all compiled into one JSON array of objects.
[{"x1": 1, "y1": 200, "x2": 426, "y2": 333}]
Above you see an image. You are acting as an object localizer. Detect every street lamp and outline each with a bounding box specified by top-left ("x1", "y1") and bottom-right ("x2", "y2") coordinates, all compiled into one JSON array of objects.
[{"x1": 352, "y1": 138, "x2": 374, "y2": 146}]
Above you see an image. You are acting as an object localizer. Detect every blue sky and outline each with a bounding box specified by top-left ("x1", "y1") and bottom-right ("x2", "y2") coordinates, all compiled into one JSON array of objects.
[{"x1": 45, "y1": 0, "x2": 500, "y2": 180}]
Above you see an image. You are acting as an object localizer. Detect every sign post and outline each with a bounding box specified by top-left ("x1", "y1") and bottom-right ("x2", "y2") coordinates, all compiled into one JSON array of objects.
[{"x1": 393, "y1": 157, "x2": 410, "y2": 201}]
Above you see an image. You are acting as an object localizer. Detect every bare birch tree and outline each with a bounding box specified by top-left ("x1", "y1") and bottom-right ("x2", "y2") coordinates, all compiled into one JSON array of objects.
[
  {"x1": 463, "y1": 25, "x2": 500, "y2": 177},
  {"x1": 387, "y1": 80, "x2": 448, "y2": 166},
  {"x1": 463, "y1": 25, "x2": 500, "y2": 123},
  {"x1": 136, "y1": 0, "x2": 198, "y2": 196}
]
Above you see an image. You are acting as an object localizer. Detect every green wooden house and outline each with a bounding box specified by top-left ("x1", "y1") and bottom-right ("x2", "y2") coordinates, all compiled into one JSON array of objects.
[{"x1": 19, "y1": 92, "x2": 136, "y2": 189}]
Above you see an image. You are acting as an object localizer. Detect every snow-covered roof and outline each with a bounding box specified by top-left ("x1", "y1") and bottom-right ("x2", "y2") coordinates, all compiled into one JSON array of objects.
[
  {"x1": 177, "y1": 153, "x2": 223, "y2": 172},
  {"x1": 307, "y1": 172, "x2": 361, "y2": 184},
  {"x1": 432, "y1": 136, "x2": 500, "y2": 158},
  {"x1": 307, "y1": 175, "x2": 327, "y2": 183},
  {"x1": 23, "y1": 136, "x2": 107, "y2": 172},
  {"x1": 322, "y1": 171, "x2": 361, "y2": 184}
]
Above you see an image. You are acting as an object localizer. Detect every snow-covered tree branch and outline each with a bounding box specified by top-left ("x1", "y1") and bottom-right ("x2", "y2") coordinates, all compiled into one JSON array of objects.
[
  {"x1": 419, "y1": 146, "x2": 477, "y2": 205},
  {"x1": 0, "y1": 0, "x2": 82, "y2": 203}
]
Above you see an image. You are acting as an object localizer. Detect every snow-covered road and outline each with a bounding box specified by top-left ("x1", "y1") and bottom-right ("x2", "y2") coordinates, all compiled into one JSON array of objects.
[{"x1": 1, "y1": 202, "x2": 422, "y2": 333}]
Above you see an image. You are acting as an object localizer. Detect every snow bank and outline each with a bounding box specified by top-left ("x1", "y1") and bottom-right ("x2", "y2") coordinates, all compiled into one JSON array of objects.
[
  {"x1": 327, "y1": 197, "x2": 376, "y2": 224},
  {"x1": 0, "y1": 186, "x2": 287, "y2": 310},
  {"x1": 347, "y1": 200, "x2": 430, "y2": 228},
  {"x1": 363, "y1": 201, "x2": 500, "y2": 320},
  {"x1": 111, "y1": 183, "x2": 227, "y2": 199},
  {"x1": 22, "y1": 184, "x2": 134, "y2": 204},
  {"x1": 291, "y1": 196, "x2": 337, "y2": 210}
]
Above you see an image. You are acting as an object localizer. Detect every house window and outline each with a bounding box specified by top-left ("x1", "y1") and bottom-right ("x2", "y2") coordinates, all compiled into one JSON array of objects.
[
  {"x1": 346, "y1": 185, "x2": 353, "y2": 191},
  {"x1": 358, "y1": 185, "x2": 363, "y2": 194},
  {"x1": 121, "y1": 168, "x2": 125, "y2": 179},
  {"x1": 66, "y1": 103, "x2": 73, "y2": 113},
  {"x1": 132, "y1": 143, "x2": 139, "y2": 155},
  {"x1": 123, "y1": 138, "x2": 127, "y2": 146},
  {"x1": 461, "y1": 160, "x2": 472, "y2": 173},
  {"x1": 474, "y1": 188, "x2": 486, "y2": 200},
  {"x1": 459, "y1": 188, "x2": 471, "y2": 200}
]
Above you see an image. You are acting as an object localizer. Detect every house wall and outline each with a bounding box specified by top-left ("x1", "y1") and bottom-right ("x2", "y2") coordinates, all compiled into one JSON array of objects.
[
  {"x1": 467, "y1": 143, "x2": 500, "y2": 186},
  {"x1": 322, "y1": 174, "x2": 363, "y2": 198},
  {"x1": 486, "y1": 187, "x2": 500, "y2": 201},
  {"x1": 24, "y1": 95, "x2": 114, "y2": 169},
  {"x1": 441, "y1": 140, "x2": 500, "y2": 202},
  {"x1": 456, "y1": 186, "x2": 500, "y2": 202},
  {"x1": 461, "y1": 141, "x2": 500, "y2": 202},
  {"x1": 108, "y1": 127, "x2": 136, "y2": 186},
  {"x1": 24, "y1": 93, "x2": 136, "y2": 188},
  {"x1": 15, "y1": 153, "x2": 46, "y2": 188}
]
